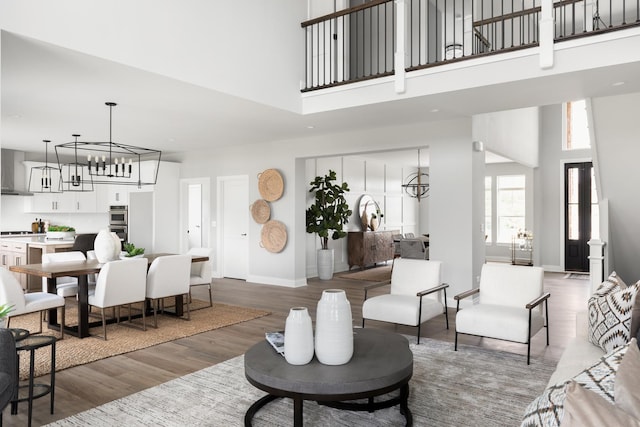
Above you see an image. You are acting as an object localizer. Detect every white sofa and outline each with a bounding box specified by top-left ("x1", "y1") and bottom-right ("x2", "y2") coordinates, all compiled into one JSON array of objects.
[{"x1": 546, "y1": 310, "x2": 605, "y2": 387}]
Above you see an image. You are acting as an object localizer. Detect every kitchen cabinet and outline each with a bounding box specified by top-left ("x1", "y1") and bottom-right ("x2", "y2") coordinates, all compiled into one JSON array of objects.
[
  {"x1": 0, "y1": 240, "x2": 28, "y2": 290},
  {"x1": 347, "y1": 230, "x2": 398, "y2": 270}
]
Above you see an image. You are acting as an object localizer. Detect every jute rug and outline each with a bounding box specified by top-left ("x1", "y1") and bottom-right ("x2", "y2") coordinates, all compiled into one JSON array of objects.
[
  {"x1": 338, "y1": 265, "x2": 392, "y2": 282},
  {"x1": 9, "y1": 300, "x2": 270, "y2": 380},
  {"x1": 46, "y1": 335, "x2": 554, "y2": 426}
]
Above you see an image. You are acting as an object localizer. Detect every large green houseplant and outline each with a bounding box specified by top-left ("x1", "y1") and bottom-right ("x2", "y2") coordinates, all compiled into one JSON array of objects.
[{"x1": 306, "y1": 170, "x2": 352, "y2": 280}]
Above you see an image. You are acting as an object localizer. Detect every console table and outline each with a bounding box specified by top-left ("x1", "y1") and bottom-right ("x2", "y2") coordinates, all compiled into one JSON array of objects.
[
  {"x1": 347, "y1": 230, "x2": 398, "y2": 270},
  {"x1": 244, "y1": 328, "x2": 413, "y2": 426}
]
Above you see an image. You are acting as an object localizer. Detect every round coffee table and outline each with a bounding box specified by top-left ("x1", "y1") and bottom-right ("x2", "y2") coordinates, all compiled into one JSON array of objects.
[{"x1": 244, "y1": 328, "x2": 413, "y2": 426}]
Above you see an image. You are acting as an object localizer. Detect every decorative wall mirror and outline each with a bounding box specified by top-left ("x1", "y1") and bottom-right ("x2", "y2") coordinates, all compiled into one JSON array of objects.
[{"x1": 358, "y1": 194, "x2": 382, "y2": 231}]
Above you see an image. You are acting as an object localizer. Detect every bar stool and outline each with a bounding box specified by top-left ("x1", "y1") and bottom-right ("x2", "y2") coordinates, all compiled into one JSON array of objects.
[{"x1": 11, "y1": 333, "x2": 56, "y2": 427}]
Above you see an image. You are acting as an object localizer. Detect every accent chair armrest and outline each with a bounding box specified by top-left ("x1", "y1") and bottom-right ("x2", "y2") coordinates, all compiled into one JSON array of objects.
[
  {"x1": 363, "y1": 279, "x2": 392, "y2": 301},
  {"x1": 525, "y1": 292, "x2": 551, "y2": 309},
  {"x1": 454, "y1": 287, "x2": 479, "y2": 301},
  {"x1": 417, "y1": 283, "x2": 449, "y2": 297}
]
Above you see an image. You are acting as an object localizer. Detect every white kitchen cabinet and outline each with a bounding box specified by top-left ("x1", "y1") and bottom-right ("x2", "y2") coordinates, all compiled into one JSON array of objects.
[{"x1": 0, "y1": 240, "x2": 28, "y2": 290}]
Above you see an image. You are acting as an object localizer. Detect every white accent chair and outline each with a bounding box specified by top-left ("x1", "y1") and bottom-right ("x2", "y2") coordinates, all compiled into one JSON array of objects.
[
  {"x1": 146, "y1": 254, "x2": 192, "y2": 328},
  {"x1": 362, "y1": 258, "x2": 449, "y2": 344},
  {"x1": 454, "y1": 263, "x2": 550, "y2": 364},
  {"x1": 41, "y1": 251, "x2": 86, "y2": 297},
  {"x1": 187, "y1": 247, "x2": 213, "y2": 308},
  {"x1": 0, "y1": 266, "x2": 65, "y2": 338},
  {"x1": 88, "y1": 258, "x2": 147, "y2": 340}
]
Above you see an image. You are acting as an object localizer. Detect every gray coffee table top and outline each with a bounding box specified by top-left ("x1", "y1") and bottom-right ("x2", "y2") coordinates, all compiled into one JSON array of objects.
[{"x1": 244, "y1": 328, "x2": 413, "y2": 397}]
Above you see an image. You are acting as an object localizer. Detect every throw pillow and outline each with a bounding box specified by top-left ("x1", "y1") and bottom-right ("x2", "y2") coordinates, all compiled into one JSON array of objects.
[
  {"x1": 615, "y1": 338, "x2": 640, "y2": 419},
  {"x1": 521, "y1": 343, "x2": 627, "y2": 427},
  {"x1": 588, "y1": 274, "x2": 640, "y2": 353},
  {"x1": 561, "y1": 380, "x2": 640, "y2": 427}
]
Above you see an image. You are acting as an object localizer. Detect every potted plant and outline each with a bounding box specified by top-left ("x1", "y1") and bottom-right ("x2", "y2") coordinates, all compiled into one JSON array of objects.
[
  {"x1": 121, "y1": 242, "x2": 145, "y2": 258},
  {"x1": 0, "y1": 303, "x2": 13, "y2": 328},
  {"x1": 306, "y1": 170, "x2": 352, "y2": 280}
]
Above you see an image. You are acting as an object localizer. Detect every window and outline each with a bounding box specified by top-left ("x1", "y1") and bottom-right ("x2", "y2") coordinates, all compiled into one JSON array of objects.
[
  {"x1": 485, "y1": 176, "x2": 492, "y2": 243},
  {"x1": 497, "y1": 175, "x2": 525, "y2": 243},
  {"x1": 564, "y1": 100, "x2": 591, "y2": 150}
]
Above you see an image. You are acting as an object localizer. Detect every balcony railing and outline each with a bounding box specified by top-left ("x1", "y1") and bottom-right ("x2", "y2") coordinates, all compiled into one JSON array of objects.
[{"x1": 301, "y1": 0, "x2": 639, "y2": 92}]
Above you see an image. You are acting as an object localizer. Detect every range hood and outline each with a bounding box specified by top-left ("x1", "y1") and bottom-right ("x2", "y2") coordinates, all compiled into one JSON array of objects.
[{"x1": 1, "y1": 149, "x2": 34, "y2": 196}]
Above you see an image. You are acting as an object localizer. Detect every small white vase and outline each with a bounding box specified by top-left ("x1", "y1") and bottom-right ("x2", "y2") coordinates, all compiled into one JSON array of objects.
[
  {"x1": 315, "y1": 289, "x2": 354, "y2": 365},
  {"x1": 94, "y1": 229, "x2": 120, "y2": 263},
  {"x1": 284, "y1": 307, "x2": 314, "y2": 365}
]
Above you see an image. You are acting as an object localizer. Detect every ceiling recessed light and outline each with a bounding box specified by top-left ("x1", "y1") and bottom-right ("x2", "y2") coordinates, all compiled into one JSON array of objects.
[
  {"x1": 307, "y1": 125, "x2": 315, "y2": 129},
  {"x1": 612, "y1": 81, "x2": 625, "y2": 87},
  {"x1": 430, "y1": 109, "x2": 440, "y2": 113},
  {"x1": 10, "y1": 114, "x2": 22, "y2": 119}
]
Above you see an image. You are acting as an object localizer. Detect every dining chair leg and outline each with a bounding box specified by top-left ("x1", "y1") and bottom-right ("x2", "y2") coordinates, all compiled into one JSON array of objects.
[
  {"x1": 60, "y1": 306, "x2": 65, "y2": 340},
  {"x1": 141, "y1": 301, "x2": 146, "y2": 331},
  {"x1": 185, "y1": 293, "x2": 191, "y2": 321},
  {"x1": 153, "y1": 299, "x2": 158, "y2": 328},
  {"x1": 207, "y1": 285, "x2": 213, "y2": 308},
  {"x1": 101, "y1": 308, "x2": 107, "y2": 341}
]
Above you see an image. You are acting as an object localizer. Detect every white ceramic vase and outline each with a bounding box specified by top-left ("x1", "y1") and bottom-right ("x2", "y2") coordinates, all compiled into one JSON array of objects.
[
  {"x1": 94, "y1": 229, "x2": 121, "y2": 263},
  {"x1": 284, "y1": 307, "x2": 314, "y2": 365},
  {"x1": 314, "y1": 289, "x2": 354, "y2": 365},
  {"x1": 316, "y1": 249, "x2": 334, "y2": 281}
]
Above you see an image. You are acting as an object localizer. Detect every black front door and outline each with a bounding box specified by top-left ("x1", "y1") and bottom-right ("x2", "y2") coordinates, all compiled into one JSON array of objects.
[{"x1": 564, "y1": 162, "x2": 594, "y2": 272}]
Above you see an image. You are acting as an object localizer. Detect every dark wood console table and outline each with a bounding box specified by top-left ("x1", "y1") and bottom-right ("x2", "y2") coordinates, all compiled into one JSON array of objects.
[{"x1": 347, "y1": 230, "x2": 398, "y2": 270}]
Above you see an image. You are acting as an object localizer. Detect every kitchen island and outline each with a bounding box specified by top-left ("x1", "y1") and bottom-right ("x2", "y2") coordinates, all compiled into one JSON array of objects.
[{"x1": 0, "y1": 235, "x2": 74, "y2": 291}]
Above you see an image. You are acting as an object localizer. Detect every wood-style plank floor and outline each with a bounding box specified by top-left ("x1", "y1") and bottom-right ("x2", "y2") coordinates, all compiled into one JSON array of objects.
[{"x1": 2, "y1": 270, "x2": 589, "y2": 426}]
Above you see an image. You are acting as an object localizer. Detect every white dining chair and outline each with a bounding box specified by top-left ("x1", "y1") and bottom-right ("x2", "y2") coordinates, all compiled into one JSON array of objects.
[
  {"x1": 186, "y1": 247, "x2": 213, "y2": 308},
  {"x1": 1, "y1": 266, "x2": 66, "y2": 338},
  {"x1": 146, "y1": 254, "x2": 192, "y2": 328},
  {"x1": 88, "y1": 258, "x2": 148, "y2": 340},
  {"x1": 41, "y1": 251, "x2": 86, "y2": 297}
]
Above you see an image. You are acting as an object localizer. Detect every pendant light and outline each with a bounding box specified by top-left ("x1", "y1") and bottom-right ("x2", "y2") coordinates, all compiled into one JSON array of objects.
[{"x1": 28, "y1": 140, "x2": 63, "y2": 193}]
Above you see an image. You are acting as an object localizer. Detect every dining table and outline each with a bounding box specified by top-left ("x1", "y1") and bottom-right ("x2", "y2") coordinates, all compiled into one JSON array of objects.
[{"x1": 9, "y1": 253, "x2": 209, "y2": 339}]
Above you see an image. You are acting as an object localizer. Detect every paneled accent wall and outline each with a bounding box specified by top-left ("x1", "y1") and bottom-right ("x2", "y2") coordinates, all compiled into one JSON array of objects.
[{"x1": 305, "y1": 155, "x2": 419, "y2": 277}]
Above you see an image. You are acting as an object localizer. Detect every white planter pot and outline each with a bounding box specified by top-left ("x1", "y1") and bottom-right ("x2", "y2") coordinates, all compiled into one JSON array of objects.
[
  {"x1": 46, "y1": 231, "x2": 76, "y2": 240},
  {"x1": 314, "y1": 289, "x2": 354, "y2": 365},
  {"x1": 316, "y1": 249, "x2": 335, "y2": 280},
  {"x1": 94, "y1": 229, "x2": 121, "y2": 263},
  {"x1": 284, "y1": 307, "x2": 314, "y2": 365}
]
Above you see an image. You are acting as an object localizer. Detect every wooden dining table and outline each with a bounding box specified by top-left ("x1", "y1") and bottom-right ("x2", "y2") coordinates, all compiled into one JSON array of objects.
[{"x1": 9, "y1": 253, "x2": 209, "y2": 339}]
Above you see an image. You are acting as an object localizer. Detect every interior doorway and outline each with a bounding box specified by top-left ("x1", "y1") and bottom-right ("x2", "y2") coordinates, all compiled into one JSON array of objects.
[
  {"x1": 179, "y1": 177, "x2": 210, "y2": 254},
  {"x1": 187, "y1": 184, "x2": 203, "y2": 249},
  {"x1": 564, "y1": 162, "x2": 596, "y2": 272}
]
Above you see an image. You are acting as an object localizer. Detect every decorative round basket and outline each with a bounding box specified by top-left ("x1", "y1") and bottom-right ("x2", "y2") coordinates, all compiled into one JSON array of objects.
[
  {"x1": 260, "y1": 220, "x2": 287, "y2": 253},
  {"x1": 258, "y1": 169, "x2": 284, "y2": 202},
  {"x1": 250, "y1": 199, "x2": 271, "y2": 224}
]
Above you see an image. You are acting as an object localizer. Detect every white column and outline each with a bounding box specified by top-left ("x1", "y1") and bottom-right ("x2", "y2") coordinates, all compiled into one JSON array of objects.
[
  {"x1": 588, "y1": 239, "x2": 605, "y2": 294},
  {"x1": 539, "y1": 0, "x2": 554, "y2": 69}
]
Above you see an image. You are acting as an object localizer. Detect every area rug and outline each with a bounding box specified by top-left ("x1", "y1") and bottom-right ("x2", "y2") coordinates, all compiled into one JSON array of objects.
[
  {"x1": 564, "y1": 273, "x2": 589, "y2": 280},
  {"x1": 9, "y1": 300, "x2": 270, "y2": 380},
  {"x1": 46, "y1": 336, "x2": 554, "y2": 427},
  {"x1": 338, "y1": 265, "x2": 392, "y2": 282}
]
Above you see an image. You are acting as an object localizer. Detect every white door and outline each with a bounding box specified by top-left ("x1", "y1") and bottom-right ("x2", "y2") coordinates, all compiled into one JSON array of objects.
[
  {"x1": 221, "y1": 176, "x2": 248, "y2": 279},
  {"x1": 187, "y1": 184, "x2": 202, "y2": 249}
]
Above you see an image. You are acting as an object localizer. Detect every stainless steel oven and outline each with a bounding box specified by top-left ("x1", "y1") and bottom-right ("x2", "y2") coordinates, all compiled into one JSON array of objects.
[
  {"x1": 109, "y1": 224, "x2": 128, "y2": 242},
  {"x1": 109, "y1": 205, "x2": 128, "y2": 225}
]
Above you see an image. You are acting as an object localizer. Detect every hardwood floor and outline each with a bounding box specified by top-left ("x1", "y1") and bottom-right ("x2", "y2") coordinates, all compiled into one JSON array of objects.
[{"x1": 3, "y1": 270, "x2": 589, "y2": 426}]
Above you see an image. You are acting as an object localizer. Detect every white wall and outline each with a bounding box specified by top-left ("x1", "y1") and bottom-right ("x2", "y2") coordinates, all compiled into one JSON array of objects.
[
  {"x1": 0, "y1": 0, "x2": 306, "y2": 113},
  {"x1": 473, "y1": 107, "x2": 540, "y2": 167}
]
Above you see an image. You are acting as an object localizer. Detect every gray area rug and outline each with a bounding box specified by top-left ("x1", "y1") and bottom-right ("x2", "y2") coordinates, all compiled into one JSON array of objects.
[{"x1": 46, "y1": 336, "x2": 554, "y2": 426}]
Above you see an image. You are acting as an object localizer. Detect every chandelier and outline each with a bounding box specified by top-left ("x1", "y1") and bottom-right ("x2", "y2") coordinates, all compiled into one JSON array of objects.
[
  {"x1": 28, "y1": 139, "x2": 63, "y2": 193},
  {"x1": 401, "y1": 149, "x2": 429, "y2": 202},
  {"x1": 55, "y1": 102, "x2": 161, "y2": 189}
]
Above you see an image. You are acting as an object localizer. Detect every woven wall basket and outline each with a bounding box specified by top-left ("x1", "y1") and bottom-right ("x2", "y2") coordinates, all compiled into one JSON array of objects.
[
  {"x1": 258, "y1": 169, "x2": 284, "y2": 202},
  {"x1": 250, "y1": 199, "x2": 271, "y2": 224},
  {"x1": 260, "y1": 220, "x2": 287, "y2": 253}
]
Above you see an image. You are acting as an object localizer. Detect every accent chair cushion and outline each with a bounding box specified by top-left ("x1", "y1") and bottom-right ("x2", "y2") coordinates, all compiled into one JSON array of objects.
[
  {"x1": 455, "y1": 304, "x2": 545, "y2": 344},
  {"x1": 588, "y1": 272, "x2": 640, "y2": 353},
  {"x1": 478, "y1": 264, "x2": 544, "y2": 309},
  {"x1": 362, "y1": 294, "x2": 444, "y2": 327},
  {"x1": 390, "y1": 258, "x2": 442, "y2": 300}
]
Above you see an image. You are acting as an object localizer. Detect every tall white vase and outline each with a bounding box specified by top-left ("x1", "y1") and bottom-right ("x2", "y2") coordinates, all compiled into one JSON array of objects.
[
  {"x1": 284, "y1": 307, "x2": 314, "y2": 365},
  {"x1": 315, "y1": 289, "x2": 354, "y2": 365},
  {"x1": 316, "y1": 249, "x2": 334, "y2": 281},
  {"x1": 94, "y1": 229, "x2": 120, "y2": 263}
]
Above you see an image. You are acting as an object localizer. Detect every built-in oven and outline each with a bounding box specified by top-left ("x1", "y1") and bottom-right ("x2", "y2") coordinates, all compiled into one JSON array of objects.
[
  {"x1": 109, "y1": 224, "x2": 128, "y2": 243},
  {"x1": 109, "y1": 205, "x2": 128, "y2": 225}
]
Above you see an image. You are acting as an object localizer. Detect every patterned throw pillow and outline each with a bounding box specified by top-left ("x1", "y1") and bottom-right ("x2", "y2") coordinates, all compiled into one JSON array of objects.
[
  {"x1": 521, "y1": 344, "x2": 627, "y2": 427},
  {"x1": 588, "y1": 273, "x2": 639, "y2": 353}
]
